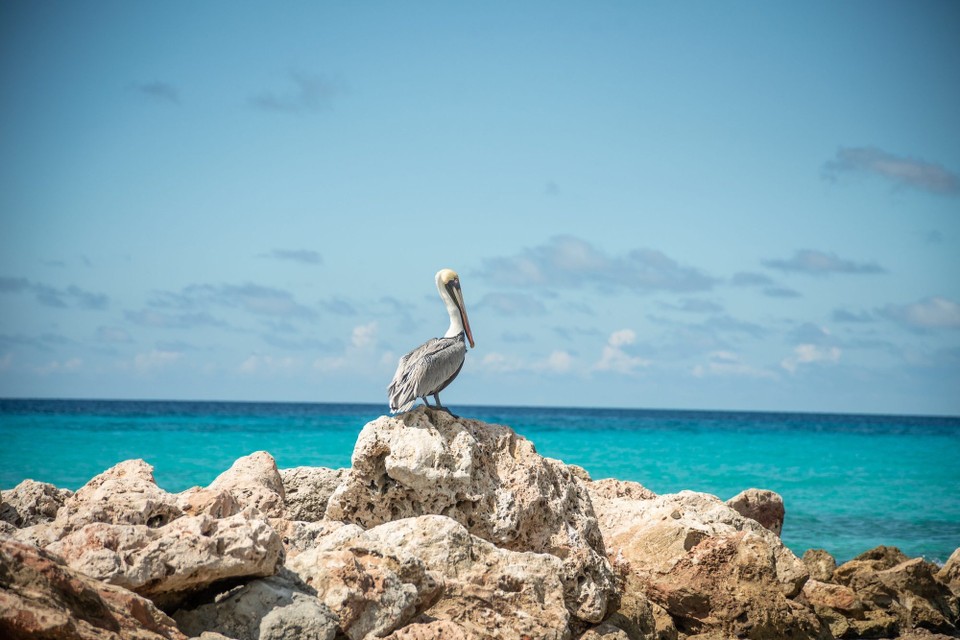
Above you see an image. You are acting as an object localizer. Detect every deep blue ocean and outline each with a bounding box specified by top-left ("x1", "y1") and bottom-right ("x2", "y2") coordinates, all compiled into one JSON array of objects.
[{"x1": 1, "y1": 399, "x2": 957, "y2": 564}]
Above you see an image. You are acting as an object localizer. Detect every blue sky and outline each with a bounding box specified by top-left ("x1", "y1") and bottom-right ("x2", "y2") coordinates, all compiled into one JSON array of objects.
[{"x1": 1, "y1": 1, "x2": 958, "y2": 415}]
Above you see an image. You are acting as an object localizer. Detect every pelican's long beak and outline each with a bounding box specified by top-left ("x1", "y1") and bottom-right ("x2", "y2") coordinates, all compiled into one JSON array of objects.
[{"x1": 452, "y1": 285, "x2": 475, "y2": 349}]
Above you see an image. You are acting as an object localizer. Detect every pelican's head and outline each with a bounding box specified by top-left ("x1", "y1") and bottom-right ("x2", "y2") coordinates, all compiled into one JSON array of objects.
[{"x1": 436, "y1": 268, "x2": 475, "y2": 348}]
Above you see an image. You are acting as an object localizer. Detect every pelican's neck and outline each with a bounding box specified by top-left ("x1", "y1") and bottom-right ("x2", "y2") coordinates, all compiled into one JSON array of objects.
[{"x1": 441, "y1": 290, "x2": 464, "y2": 339}]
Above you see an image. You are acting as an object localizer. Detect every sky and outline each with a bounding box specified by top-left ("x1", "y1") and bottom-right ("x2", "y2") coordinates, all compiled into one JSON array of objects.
[{"x1": 1, "y1": 2, "x2": 959, "y2": 416}]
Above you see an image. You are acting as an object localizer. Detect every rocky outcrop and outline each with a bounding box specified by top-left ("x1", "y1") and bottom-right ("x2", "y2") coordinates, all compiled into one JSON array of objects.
[
  {"x1": 325, "y1": 407, "x2": 617, "y2": 623},
  {"x1": 0, "y1": 536, "x2": 185, "y2": 640},
  {"x1": 46, "y1": 511, "x2": 283, "y2": 604},
  {"x1": 726, "y1": 487, "x2": 785, "y2": 536},
  {"x1": 1, "y1": 479, "x2": 73, "y2": 528},
  {"x1": 279, "y1": 466, "x2": 348, "y2": 521},
  {"x1": 2, "y1": 409, "x2": 959, "y2": 640}
]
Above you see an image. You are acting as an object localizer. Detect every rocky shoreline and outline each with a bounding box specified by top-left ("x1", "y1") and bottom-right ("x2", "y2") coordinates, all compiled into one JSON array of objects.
[{"x1": 2, "y1": 407, "x2": 958, "y2": 639}]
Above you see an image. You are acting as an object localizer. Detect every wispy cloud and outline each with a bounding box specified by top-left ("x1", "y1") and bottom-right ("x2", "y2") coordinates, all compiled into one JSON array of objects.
[
  {"x1": 130, "y1": 81, "x2": 180, "y2": 105},
  {"x1": 661, "y1": 298, "x2": 724, "y2": 314},
  {"x1": 477, "y1": 292, "x2": 547, "y2": 316},
  {"x1": 762, "y1": 250, "x2": 885, "y2": 276},
  {"x1": 125, "y1": 309, "x2": 226, "y2": 330},
  {"x1": 879, "y1": 296, "x2": 960, "y2": 332},
  {"x1": 259, "y1": 249, "x2": 323, "y2": 265},
  {"x1": 0, "y1": 277, "x2": 108, "y2": 309},
  {"x1": 0, "y1": 333, "x2": 73, "y2": 351},
  {"x1": 832, "y1": 308, "x2": 874, "y2": 324},
  {"x1": 592, "y1": 329, "x2": 651, "y2": 374},
  {"x1": 693, "y1": 351, "x2": 778, "y2": 380},
  {"x1": 147, "y1": 282, "x2": 316, "y2": 319},
  {"x1": 781, "y1": 344, "x2": 841, "y2": 373},
  {"x1": 250, "y1": 71, "x2": 345, "y2": 114},
  {"x1": 823, "y1": 146, "x2": 959, "y2": 196},
  {"x1": 479, "y1": 350, "x2": 574, "y2": 375},
  {"x1": 319, "y1": 297, "x2": 357, "y2": 316},
  {"x1": 478, "y1": 236, "x2": 718, "y2": 293}
]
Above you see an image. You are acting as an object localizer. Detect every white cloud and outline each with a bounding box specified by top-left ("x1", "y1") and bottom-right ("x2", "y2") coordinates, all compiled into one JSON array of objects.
[
  {"x1": 351, "y1": 322, "x2": 378, "y2": 349},
  {"x1": 35, "y1": 358, "x2": 83, "y2": 375},
  {"x1": 762, "y1": 250, "x2": 884, "y2": 276},
  {"x1": 239, "y1": 354, "x2": 300, "y2": 375},
  {"x1": 134, "y1": 350, "x2": 182, "y2": 373},
  {"x1": 479, "y1": 236, "x2": 718, "y2": 293},
  {"x1": 478, "y1": 350, "x2": 575, "y2": 374},
  {"x1": 823, "y1": 146, "x2": 959, "y2": 196},
  {"x1": 781, "y1": 344, "x2": 841, "y2": 373},
  {"x1": 879, "y1": 296, "x2": 960, "y2": 332},
  {"x1": 593, "y1": 329, "x2": 650, "y2": 374},
  {"x1": 693, "y1": 351, "x2": 778, "y2": 380}
]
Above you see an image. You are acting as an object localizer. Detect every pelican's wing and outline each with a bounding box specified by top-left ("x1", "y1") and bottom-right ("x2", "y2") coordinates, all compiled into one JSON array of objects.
[
  {"x1": 387, "y1": 336, "x2": 466, "y2": 413},
  {"x1": 388, "y1": 338, "x2": 441, "y2": 413}
]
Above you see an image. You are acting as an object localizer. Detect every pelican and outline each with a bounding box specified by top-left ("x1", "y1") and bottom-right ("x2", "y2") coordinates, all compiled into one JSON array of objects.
[{"x1": 388, "y1": 268, "x2": 475, "y2": 413}]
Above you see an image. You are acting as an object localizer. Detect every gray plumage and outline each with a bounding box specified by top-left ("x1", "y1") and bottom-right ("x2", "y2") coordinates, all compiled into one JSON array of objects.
[{"x1": 388, "y1": 333, "x2": 466, "y2": 413}]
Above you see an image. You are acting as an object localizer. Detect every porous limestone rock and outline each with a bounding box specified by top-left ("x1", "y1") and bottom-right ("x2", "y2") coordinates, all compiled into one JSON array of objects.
[
  {"x1": 177, "y1": 487, "x2": 242, "y2": 519},
  {"x1": 355, "y1": 515, "x2": 572, "y2": 640},
  {"x1": 0, "y1": 536, "x2": 186, "y2": 640},
  {"x1": 725, "y1": 487, "x2": 785, "y2": 536},
  {"x1": 936, "y1": 547, "x2": 960, "y2": 596},
  {"x1": 324, "y1": 407, "x2": 616, "y2": 623},
  {"x1": 802, "y1": 548, "x2": 837, "y2": 583},
  {"x1": 279, "y1": 466, "x2": 348, "y2": 521},
  {"x1": 287, "y1": 521, "x2": 443, "y2": 640},
  {"x1": 209, "y1": 451, "x2": 286, "y2": 518},
  {"x1": 834, "y1": 547, "x2": 959, "y2": 635},
  {"x1": 46, "y1": 510, "x2": 283, "y2": 604},
  {"x1": 0, "y1": 479, "x2": 73, "y2": 528},
  {"x1": 174, "y1": 569, "x2": 338, "y2": 640},
  {"x1": 271, "y1": 518, "x2": 362, "y2": 558},
  {"x1": 382, "y1": 619, "x2": 470, "y2": 640},
  {"x1": 593, "y1": 489, "x2": 817, "y2": 639}
]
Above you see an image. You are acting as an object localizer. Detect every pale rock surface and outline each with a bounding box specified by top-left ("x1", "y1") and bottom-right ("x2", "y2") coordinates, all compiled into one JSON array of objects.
[
  {"x1": 174, "y1": 569, "x2": 337, "y2": 640},
  {"x1": 802, "y1": 548, "x2": 837, "y2": 582},
  {"x1": 325, "y1": 407, "x2": 616, "y2": 623},
  {"x1": 354, "y1": 515, "x2": 572, "y2": 640},
  {"x1": 936, "y1": 547, "x2": 960, "y2": 596},
  {"x1": 0, "y1": 536, "x2": 186, "y2": 640},
  {"x1": 382, "y1": 619, "x2": 470, "y2": 640},
  {"x1": 46, "y1": 510, "x2": 283, "y2": 603},
  {"x1": 0, "y1": 479, "x2": 73, "y2": 528},
  {"x1": 834, "y1": 548, "x2": 959, "y2": 635},
  {"x1": 209, "y1": 451, "x2": 286, "y2": 518},
  {"x1": 271, "y1": 518, "x2": 363, "y2": 558},
  {"x1": 177, "y1": 487, "x2": 242, "y2": 519},
  {"x1": 725, "y1": 487, "x2": 785, "y2": 536},
  {"x1": 593, "y1": 489, "x2": 816, "y2": 638},
  {"x1": 287, "y1": 520, "x2": 442, "y2": 640},
  {"x1": 279, "y1": 466, "x2": 348, "y2": 521}
]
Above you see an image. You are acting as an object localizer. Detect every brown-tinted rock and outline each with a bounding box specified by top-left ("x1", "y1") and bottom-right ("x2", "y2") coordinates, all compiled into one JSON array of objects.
[
  {"x1": 936, "y1": 547, "x2": 960, "y2": 596},
  {"x1": 287, "y1": 520, "x2": 443, "y2": 640},
  {"x1": 834, "y1": 548, "x2": 959, "y2": 635},
  {"x1": 279, "y1": 466, "x2": 348, "y2": 521},
  {"x1": 46, "y1": 510, "x2": 283, "y2": 604},
  {"x1": 1, "y1": 479, "x2": 73, "y2": 528},
  {"x1": 594, "y1": 490, "x2": 818, "y2": 639},
  {"x1": 382, "y1": 619, "x2": 470, "y2": 640},
  {"x1": 802, "y1": 548, "x2": 837, "y2": 583},
  {"x1": 801, "y1": 579, "x2": 864, "y2": 615},
  {"x1": 325, "y1": 407, "x2": 616, "y2": 623},
  {"x1": 176, "y1": 487, "x2": 242, "y2": 519},
  {"x1": 0, "y1": 536, "x2": 185, "y2": 640},
  {"x1": 725, "y1": 488, "x2": 785, "y2": 536},
  {"x1": 173, "y1": 569, "x2": 337, "y2": 640},
  {"x1": 351, "y1": 515, "x2": 572, "y2": 640},
  {"x1": 209, "y1": 452, "x2": 285, "y2": 518}
]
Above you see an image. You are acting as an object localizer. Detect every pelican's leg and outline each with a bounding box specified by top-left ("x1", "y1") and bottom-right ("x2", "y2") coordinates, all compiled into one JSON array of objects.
[
  {"x1": 421, "y1": 395, "x2": 433, "y2": 408},
  {"x1": 433, "y1": 392, "x2": 442, "y2": 408}
]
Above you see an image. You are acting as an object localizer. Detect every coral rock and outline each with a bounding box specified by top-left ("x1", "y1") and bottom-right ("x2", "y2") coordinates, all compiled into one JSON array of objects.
[
  {"x1": 802, "y1": 548, "x2": 837, "y2": 583},
  {"x1": 725, "y1": 487, "x2": 785, "y2": 536},
  {"x1": 325, "y1": 407, "x2": 617, "y2": 623},
  {"x1": 279, "y1": 466, "x2": 348, "y2": 521},
  {"x1": 46, "y1": 511, "x2": 283, "y2": 604},
  {"x1": 0, "y1": 479, "x2": 73, "y2": 528},
  {"x1": 0, "y1": 536, "x2": 185, "y2": 640},
  {"x1": 209, "y1": 452, "x2": 286, "y2": 518}
]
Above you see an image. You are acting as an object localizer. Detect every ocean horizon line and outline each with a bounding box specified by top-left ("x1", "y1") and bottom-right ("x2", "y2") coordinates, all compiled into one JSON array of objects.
[{"x1": 2, "y1": 395, "x2": 958, "y2": 421}]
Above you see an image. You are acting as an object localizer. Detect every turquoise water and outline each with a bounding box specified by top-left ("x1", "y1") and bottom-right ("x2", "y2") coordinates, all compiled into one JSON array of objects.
[{"x1": 1, "y1": 399, "x2": 957, "y2": 564}]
